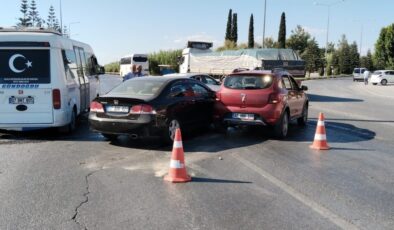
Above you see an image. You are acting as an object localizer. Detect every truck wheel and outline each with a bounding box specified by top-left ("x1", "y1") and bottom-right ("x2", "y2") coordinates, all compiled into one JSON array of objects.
[{"x1": 273, "y1": 111, "x2": 289, "y2": 139}]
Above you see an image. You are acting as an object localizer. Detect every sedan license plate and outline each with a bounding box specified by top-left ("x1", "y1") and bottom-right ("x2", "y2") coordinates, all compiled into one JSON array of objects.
[
  {"x1": 233, "y1": 113, "x2": 254, "y2": 121},
  {"x1": 9, "y1": 96, "x2": 34, "y2": 104},
  {"x1": 106, "y1": 105, "x2": 129, "y2": 113}
]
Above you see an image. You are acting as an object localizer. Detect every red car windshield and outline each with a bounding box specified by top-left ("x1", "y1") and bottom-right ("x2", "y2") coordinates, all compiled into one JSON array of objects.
[{"x1": 224, "y1": 75, "x2": 273, "y2": 90}]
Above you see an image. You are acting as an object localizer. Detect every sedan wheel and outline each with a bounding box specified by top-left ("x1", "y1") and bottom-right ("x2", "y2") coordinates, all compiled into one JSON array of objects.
[
  {"x1": 381, "y1": 79, "x2": 388, "y2": 86},
  {"x1": 102, "y1": 133, "x2": 118, "y2": 140},
  {"x1": 297, "y1": 105, "x2": 308, "y2": 126},
  {"x1": 166, "y1": 119, "x2": 181, "y2": 142},
  {"x1": 273, "y1": 112, "x2": 289, "y2": 139}
]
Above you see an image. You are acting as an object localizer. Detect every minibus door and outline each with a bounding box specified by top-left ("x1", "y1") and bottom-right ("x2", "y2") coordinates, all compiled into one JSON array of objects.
[{"x1": 74, "y1": 47, "x2": 88, "y2": 112}]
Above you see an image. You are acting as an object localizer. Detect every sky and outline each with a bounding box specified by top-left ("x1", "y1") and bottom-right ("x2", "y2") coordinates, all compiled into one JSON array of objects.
[{"x1": 1, "y1": 0, "x2": 392, "y2": 64}]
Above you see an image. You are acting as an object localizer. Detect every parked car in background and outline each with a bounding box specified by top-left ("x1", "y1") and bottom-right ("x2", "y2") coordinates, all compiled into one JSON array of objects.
[
  {"x1": 370, "y1": 70, "x2": 394, "y2": 85},
  {"x1": 353, "y1": 68, "x2": 367, "y2": 81},
  {"x1": 214, "y1": 70, "x2": 309, "y2": 139},
  {"x1": 89, "y1": 76, "x2": 216, "y2": 142},
  {"x1": 164, "y1": 73, "x2": 221, "y2": 91}
]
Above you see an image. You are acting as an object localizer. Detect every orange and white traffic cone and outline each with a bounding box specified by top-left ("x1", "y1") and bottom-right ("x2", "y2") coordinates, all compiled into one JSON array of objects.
[
  {"x1": 310, "y1": 113, "x2": 330, "y2": 150},
  {"x1": 164, "y1": 128, "x2": 191, "y2": 183}
]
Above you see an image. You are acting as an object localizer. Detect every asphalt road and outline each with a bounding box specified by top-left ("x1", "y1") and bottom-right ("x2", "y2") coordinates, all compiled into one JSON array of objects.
[{"x1": 0, "y1": 77, "x2": 393, "y2": 230}]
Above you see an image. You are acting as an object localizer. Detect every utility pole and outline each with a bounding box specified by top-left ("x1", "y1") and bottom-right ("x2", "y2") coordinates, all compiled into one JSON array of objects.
[
  {"x1": 314, "y1": 0, "x2": 345, "y2": 77},
  {"x1": 262, "y1": 0, "x2": 267, "y2": 48},
  {"x1": 60, "y1": 0, "x2": 63, "y2": 35}
]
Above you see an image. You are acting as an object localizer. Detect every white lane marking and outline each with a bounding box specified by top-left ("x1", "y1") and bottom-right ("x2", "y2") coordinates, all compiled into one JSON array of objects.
[
  {"x1": 234, "y1": 154, "x2": 359, "y2": 230},
  {"x1": 173, "y1": 141, "x2": 183, "y2": 148},
  {"x1": 170, "y1": 160, "x2": 183, "y2": 169},
  {"x1": 314, "y1": 134, "x2": 327, "y2": 141}
]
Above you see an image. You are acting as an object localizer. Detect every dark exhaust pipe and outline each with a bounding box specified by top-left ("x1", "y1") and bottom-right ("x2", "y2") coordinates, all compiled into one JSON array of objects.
[{"x1": 130, "y1": 134, "x2": 139, "y2": 140}]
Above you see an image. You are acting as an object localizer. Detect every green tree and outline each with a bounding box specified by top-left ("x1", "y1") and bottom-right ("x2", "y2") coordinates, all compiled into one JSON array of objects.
[
  {"x1": 336, "y1": 35, "x2": 353, "y2": 74},
  {"x1": 216, "y1": 40, "x2": 237, "y2": 51},
  {"x1": 286, "y1": 25, "x2": 310, "y2": 54},
  {"x1": 29, "y1": 0, "x2": 43, "y2": 27},
  {"x1": 360, "y1": 50, "x2": 374, "y2": 71},
  {"x1": 231, "y1": 13, "x2": 238, "y2": 45},
  {"x1": 225, "y1": 9, "x2": 233, "y2": 41},
  {"x1": 248, "y1": 14, "x2": 254, "y2": 48},
  {"x1": 349, "y1": 41, "x2": 360, "y2": 70},
  {"x1": 148, "y1": 50, "x2": 182, "y2": 75},
  {"x1": 17, "y1": 0, "x2": 31, "y2": 27},
  {"x1": 263, "y1": 37, "x2": 277, "y2": 48},
  {"x1": 374, "y1": 23, "x2": 394, "y2": 69},
  {"x1": 301, "y1": 38, "x2": 322, "y2": 77},
  {"x1": 46, "y1": 5, "x2": 60, "y2": 31},
  {"x1": 278, "y1": 12, "x2": 286, "y2": 48}
]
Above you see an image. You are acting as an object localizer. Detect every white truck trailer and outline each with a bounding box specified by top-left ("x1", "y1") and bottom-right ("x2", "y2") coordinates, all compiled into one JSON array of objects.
[{"x1": 179, "y1": 41, "x2": 306, "y2": 78}]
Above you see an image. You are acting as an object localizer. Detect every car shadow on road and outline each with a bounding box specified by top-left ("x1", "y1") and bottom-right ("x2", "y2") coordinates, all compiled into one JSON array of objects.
[
  {"x1": 0, "y1": 120, "x2": 101, "y2": 143},
  {"x1": 286, "y1": 119, "x2": 376, "y2": 144},
  {"x1": 308, "y1": 94, "x2": 364, "y2": 102},
  {"x1": 191, "y1": 177, "x2": 252, "y2": 184}
]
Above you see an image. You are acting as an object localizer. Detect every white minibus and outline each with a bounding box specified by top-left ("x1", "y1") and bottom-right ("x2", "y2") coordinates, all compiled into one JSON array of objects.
[
  {"x1": 0, "y1": 27, "x2": 105, "y2": 132},
  {"x1": 119, "y1": 54, "x2": 149, "y2": 76}
]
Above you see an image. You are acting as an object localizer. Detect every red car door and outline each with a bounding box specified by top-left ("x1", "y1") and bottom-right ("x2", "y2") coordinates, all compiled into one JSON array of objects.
[{"x1": 281, "y1": 75, "x2": 298, "y2": 118}]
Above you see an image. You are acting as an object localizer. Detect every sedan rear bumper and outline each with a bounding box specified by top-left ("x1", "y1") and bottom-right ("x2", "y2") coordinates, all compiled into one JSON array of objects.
[{"x1": 88, "y1": 113, "x2": 161, "y2": 136}]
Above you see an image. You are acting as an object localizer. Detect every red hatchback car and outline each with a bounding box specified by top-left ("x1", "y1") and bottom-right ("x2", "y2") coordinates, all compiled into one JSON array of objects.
[{"x1": 214, "y1": 70, "x2": 309, "y2": 138}]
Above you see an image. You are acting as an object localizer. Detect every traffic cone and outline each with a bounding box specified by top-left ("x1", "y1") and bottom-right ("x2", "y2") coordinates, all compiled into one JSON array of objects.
[
  {"x1": 164, "y1": 128, "x2": 191, "y2": 183},
  {"x1": 310, "y1": 113, "x2": 330, "y2": 150}
]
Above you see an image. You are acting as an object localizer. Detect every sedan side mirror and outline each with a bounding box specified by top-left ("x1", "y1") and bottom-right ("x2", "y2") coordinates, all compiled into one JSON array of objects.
[{"x1": 301, "y1": 85, "x2": 308, "y2": 91}]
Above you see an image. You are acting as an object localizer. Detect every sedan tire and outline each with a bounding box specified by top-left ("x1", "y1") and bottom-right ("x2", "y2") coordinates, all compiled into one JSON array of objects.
[
  {"x1": 273, "y1": 111, "x2": 289, "y2": 139},
  {"x1": 381, "y1": 79, "x2": 388, "y2": 86},
  {"x1": 297, "y1": 104, "x2": 308, "y2": 126},
  {"x1": 164, "y1": 118, "x2": 181, "y2": 143},
  {"x1": 102, "y1": 133, "x2": 118, "y2": 140}
]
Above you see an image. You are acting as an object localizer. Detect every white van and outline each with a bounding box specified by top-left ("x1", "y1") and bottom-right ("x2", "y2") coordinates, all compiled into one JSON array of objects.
[
  {"x1": 119, "y1": 54, "x2": 149, "y2": 77},
  {"x1": 0, "y1": 27, "x2": 104, "y2": 132}
]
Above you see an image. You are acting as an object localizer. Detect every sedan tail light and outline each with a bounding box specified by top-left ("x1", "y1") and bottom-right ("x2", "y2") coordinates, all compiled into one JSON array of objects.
[
  {"x1": 268, "y1": 93, "x2": 280, "y2": 104},
  {"x1": 130, "y1": 104, "x2": 156, "y2": 114},
  {"x1": 90, "y1": 101, "x2": 104, "y2": 113}
]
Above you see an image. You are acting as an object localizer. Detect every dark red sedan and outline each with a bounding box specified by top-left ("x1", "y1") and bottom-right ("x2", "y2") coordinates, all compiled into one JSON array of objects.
[{"x1": 214, "y1": 70, "x2": 309, "y2": 138}]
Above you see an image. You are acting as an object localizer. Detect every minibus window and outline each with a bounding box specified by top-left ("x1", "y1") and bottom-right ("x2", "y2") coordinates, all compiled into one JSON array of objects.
[
  {"x1": 0, "y1": 49, "x2": 50, "y2": 84},
  {"x1": 62, "y1": 50, "x2": 77, "y2": 79}
]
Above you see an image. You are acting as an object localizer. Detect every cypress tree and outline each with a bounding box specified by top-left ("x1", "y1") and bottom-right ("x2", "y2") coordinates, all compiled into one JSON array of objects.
[
  {"x1": 47, "y1": 5, "x2": 60, "y2": 32},
  {"x1": 47, "y1": 5, "x2": 55, "y2": 29},
  {"x1": 231, "y1": 13, "x2": 238, "y2": 45},
  {"x1": 17, "y1": 0, "x2": 31, "y2": 27},
  {"x1": 225, "y1": 9, "x2": 232, "y2": 41},
  {"x1": 278, "y1": 12, "x2": 286, "y2": 48},
  {"x1": 248, "y1": 14, "x2": 254, "y2": 48},
  {"x1": 29, "y1": 0, "x2": 43, "y2": 27}
]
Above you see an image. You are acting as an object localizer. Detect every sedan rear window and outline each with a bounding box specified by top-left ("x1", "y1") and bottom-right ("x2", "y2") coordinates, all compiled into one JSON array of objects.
[
  {"x1": 224, "y1": 75, "x2": 273, "y2": 89},
  {"x1": 110, "y1": 79, "x2": 164, "y2": 96}
]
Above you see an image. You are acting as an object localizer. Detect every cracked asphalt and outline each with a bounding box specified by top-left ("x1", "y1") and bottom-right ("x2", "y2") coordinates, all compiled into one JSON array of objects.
[{"x1": 0, "y1": 78, "x2": 393, "y2": 230}]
